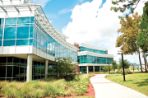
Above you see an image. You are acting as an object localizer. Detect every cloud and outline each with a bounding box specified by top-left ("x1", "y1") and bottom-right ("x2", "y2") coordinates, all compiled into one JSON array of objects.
[
  {"x1": 62, "y1": 0, "x2": 120, "y2": 58},
  {"x1": 33, "y1": 0, "x2": 51, "y2": 7},
  {"x1": 62, "y1": 0, "x2": 146, "y2": 63}
]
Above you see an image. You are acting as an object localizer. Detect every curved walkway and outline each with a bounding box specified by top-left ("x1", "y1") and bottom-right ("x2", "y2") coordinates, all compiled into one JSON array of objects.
[{"x1": 90, "y1": 74, "x2": 148, "y2": 98}]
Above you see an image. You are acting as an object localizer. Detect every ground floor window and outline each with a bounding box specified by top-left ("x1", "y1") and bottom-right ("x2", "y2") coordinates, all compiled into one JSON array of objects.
[{"x1": 0, "y1": 57, "x2": 45, "y2": 81}]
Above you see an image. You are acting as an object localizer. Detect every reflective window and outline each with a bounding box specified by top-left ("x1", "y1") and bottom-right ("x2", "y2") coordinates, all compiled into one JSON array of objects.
[
  {"x1": 3, "y1": 40, "x2": 15, "y2": 46},
  {"x1": 16, "y1": 39, "x2": 29, "y2": 46},
  {"x1": 29, "y1": 26, "x2": 33, "y2": 38},
  {"x1": 78, "y1": 55, "x2": 113, "y2": 64},
  {"x1": 0, "y1": 40, "x2": 2, "y2": 46},
  {"x1": 4, "y1": 27, "x2": 16, "y2": 39},
  {"x1": 17, "y1": 26, "x2": 29, "y2": 38},
  {"x1": 0, "y1": 18, "x2": 4, "y2": 27},
  {"x1": 17, "y1": 17, "x2": 33, "y2": 25},
  {"x1": 0, "y1": 28, "x2": 2, "y2": 39},
  {"x1": 5, "y1": 18, "x2": 17, "y2": 26}
]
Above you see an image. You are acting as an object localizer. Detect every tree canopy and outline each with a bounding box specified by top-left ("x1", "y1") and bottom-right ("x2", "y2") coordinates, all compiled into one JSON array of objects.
[
  {"x1": 137, "y1": 2, "x2": 148, "y2": 52},
  {"x1": 116, "y1": 13, "x2": 141, "y2": 54},
  {"x1": 111, "y1": 0, "x2": 141, "y2": 13}
]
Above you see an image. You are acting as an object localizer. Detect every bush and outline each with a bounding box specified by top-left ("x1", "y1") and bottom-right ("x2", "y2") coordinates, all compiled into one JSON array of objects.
[{"x1": 54, "y1": 57, "x2": 77, "y2": 80}]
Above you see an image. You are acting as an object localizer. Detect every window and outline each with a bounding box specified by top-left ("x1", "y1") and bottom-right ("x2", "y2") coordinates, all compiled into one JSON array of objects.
[
  {"x1": 5, "y1": 18, "x2": 17, "y2": 26},
  {"x1": 29, "y1": 39, "x2": 33, "y2": 45},
  {"x1": 29, "y1": 26, "x2": 33, "y2": 38},
  {"x1": 17, "y1": 26, "x2": 29, "y2": 38},
  {"x1": 16, "y1": 39, "x2": 29, "y2": 46},
  {"x1": 17, "y1": 17, "x2": 33, "y2": 25},
  {"x1": 0, "y1": 28, "x2": 2, "y2": 39},
  {"x1": 30, "y1": 17, "x2": 34, "y2": 23},
  {"x1": 0, "y1": 18, "x2": 4, "y2": 27},
  {"x1": 3, "y1": 40, "x2": 15, "y2": 46},
  {"x1": 4, "y1": 27, "x2": 16, "y2": 39},
  {"x1": 0, "y1": 40, "x2": 2, "y2": 46}
]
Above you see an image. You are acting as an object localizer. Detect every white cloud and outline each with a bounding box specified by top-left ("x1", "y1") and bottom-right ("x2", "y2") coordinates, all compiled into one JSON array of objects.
[
  {"x1": 33, "y1": 0, "x2": 51, "y2": 7},
  {"x1": 62, "y1": 0, "x2": 146, "y2": 64}
]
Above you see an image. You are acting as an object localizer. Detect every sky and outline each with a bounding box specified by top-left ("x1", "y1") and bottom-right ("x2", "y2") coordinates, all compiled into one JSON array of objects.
[{"x1": 33, "y1": 0, "x2": 146, "y2": 64}]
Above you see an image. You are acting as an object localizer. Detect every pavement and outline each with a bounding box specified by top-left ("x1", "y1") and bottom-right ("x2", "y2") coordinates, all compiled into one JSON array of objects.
[{"x1": 90, "y1": 74, "x2": 148, "y2": 98}]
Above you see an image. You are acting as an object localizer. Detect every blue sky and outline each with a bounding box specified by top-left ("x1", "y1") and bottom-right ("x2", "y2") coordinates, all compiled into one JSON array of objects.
[{"x1": 33, "y1": 0, "x2": 106, "y2": 32}]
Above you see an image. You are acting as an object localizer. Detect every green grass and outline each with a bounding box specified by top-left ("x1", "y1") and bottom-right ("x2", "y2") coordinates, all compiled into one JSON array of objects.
[
  {"x1": 106, "y1": 73, "x2": 148, "y2": 96},
  {"x1": 0, "y1": 75, "x2": 91, "y2": 98}
]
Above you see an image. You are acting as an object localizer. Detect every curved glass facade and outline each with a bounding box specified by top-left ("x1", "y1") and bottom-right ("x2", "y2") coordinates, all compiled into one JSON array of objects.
[
  {"x1": 0, "y1": 17, "x2": 77, "y2": 62},
  {"x1": 34, "y1": 18, "x2": 77, "y2": 62}
]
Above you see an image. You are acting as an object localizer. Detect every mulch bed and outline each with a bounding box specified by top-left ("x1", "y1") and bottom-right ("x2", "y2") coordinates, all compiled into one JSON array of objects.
[{"x1": 84, "y1": 83, "x2": 95, "y2": 97}]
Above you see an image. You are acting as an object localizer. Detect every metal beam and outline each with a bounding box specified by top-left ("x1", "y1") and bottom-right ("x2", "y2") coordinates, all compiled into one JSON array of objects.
[
  {"x1": 14, "y1": 6, "x2": 20, "y2": 13},
  {"x1": 0, "y1": 6, "x2": 7, "y2": 14},
  {"x1": 0, "y1": 0, "x2": 3, "y2": 3},
  {"x1": 28, "y1": 5, "x2": 32, "y2": 12}
]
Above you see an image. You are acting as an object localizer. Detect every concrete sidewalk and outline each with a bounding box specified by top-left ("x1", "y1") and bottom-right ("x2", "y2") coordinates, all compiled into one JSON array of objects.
[{"x1": 90, "y1": 74, "x2": 148, "y2": 98}]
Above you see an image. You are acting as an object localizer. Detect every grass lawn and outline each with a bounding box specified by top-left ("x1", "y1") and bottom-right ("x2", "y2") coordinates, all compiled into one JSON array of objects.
[
  {"x1": 0, "y1": 74, "x2": 93, "y2": 98},
  {"x1": 106, "y1": 73, "x2": 148, "y2": 96}
]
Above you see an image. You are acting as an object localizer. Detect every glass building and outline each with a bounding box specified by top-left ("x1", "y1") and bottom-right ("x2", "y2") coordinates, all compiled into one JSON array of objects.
[
  {"x1": 78, "y1": 44, "x2": 113, "y2": 73},
  {"x1": 0, "y1": 0, "x2": 77, "y2": 81}
]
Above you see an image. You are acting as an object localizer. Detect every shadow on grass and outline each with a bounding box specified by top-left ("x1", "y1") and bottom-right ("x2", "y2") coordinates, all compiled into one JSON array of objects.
[{"x1": 134, "y1": 79, "x2": 148, "y2": 87}]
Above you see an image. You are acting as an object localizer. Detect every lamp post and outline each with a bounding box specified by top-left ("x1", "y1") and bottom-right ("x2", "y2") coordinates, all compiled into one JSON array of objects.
[{"x1": 118, "y1": 51, "x2": 126, "y2": 81}]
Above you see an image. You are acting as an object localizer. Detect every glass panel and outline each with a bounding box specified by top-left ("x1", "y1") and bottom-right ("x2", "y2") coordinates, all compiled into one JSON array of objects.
[
  {"x1": 29, "y1": 26, "x2": 33, "y2": 38},
  {"x1": 0, "y1": 66, "x2": 6, "y2": 78},
  {"x1": 0, "y1": 18, "x2": 4, "y2": 27},
  {"x1": 16, "y1": 39, "x2": 29, "y2": 46},
  {"x1": 17, "y1": 17, "x2": 31, "y2": 25},
  {"x1": 7, "y1": 66, "x2": 13, "y2": 77},
  {"x1": 17, "y1": 26, "x2": 29, "y2": 38},
  {"x1": 4, "y1": 27, "x2": 16, "y2": 39},
  {"x1": 0, "y1": 28, "x2": 2, "y2": 39},
  {"x1": 30, "y1": 17, "x2": 34, "y2": 23},
  {"x1": 0, "y1": 40, "x2": 2, "y2": 46},
  {"x1": 3, "y1": 40, "x2": 15, "y2": 46},
  {"x1": 5, "y1": 18, "x2": 17, "y2": 26},
  {"x1": 29, "y1": 39, "x2": 33, "y2": 45}
]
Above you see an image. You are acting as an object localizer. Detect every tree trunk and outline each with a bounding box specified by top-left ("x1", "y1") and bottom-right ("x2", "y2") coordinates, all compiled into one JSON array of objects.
[
  {"x1": 143, "y1": 52, "x2": 148, "y2": 72},
  {"x1": 138, "y1": 50, "x2": 143, "y2": 72}
]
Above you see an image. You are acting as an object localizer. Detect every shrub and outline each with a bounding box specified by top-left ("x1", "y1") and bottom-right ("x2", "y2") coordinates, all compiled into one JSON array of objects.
[{"x1": 54, "y1": 57, "x2": 77, "y2": 80}]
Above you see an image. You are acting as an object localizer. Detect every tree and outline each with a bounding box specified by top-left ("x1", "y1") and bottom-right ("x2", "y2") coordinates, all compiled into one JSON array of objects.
[
  {"x1": 116, "y1": 59, "x2": 131, "y2": 74},
  {"x1": 119, "y1": 59, "x2": 130, "y2": 69},
  {"x1": 111, "y1": 0, "x2": 141, "y2": 13},
  {"x1": 137, "y1": 2, "x2": 148, "y2": 71},
  {"x1": 54, "y1": 57, "x2": 76, "y2": 80},
  {"x1": 112, "y1": 60, "x2": 118, "y2": 72},
  {"x1": 116, "y1": 13, "x2": 143, "y2": 72}
]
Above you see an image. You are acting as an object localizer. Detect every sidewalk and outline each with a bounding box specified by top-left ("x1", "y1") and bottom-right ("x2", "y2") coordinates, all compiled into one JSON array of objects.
[{"x1": 90, "y1": 74, "x2": 148, "y2": 98}]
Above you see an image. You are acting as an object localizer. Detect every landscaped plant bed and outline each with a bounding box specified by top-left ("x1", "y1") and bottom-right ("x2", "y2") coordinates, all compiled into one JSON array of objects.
[{"x1": 0, "y1": 75, "x2": 92, "y2": 98}]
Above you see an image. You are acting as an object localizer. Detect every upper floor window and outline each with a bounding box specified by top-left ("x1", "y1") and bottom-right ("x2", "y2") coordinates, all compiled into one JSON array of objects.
[{"x1": 5, "y1": 18, "x2": 17, "y2": 26}]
